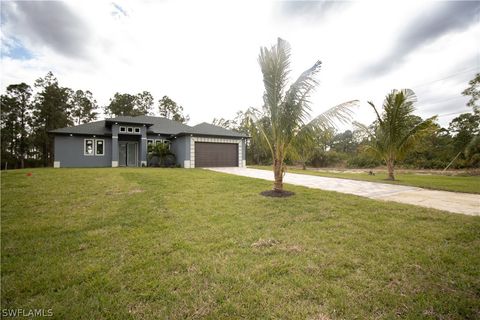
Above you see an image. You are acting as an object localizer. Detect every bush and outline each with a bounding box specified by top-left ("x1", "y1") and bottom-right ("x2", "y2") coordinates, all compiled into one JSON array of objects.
[
  {"x1": 347, "y1": 154, "x2": 382, "y2": 168},
  {"x1": 309, "y1": 150, "x2": 347, "y2": 167},
  {"x1": 402, "y1": 158, "x2": 449, "y2": 170},
  {"x1": 148, "y1": 144, "x2": 177, "y2": 167}
]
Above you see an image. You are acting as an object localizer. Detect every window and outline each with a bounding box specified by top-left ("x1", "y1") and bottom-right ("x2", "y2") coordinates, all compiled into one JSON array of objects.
[
  {"x1": 155, "y1": 139, "x2": 164, "y2": 145},
  {"x1": 84, "y1": 139, "x2": 94, "y2": 155},
  {"x1": 96, "y1": 139, "x2": 104, "y2": 156},
  {"x1": 147, "y1": 139, "x2": 154, "y2": 146},
  {"x1": 127, "y1": 127, "x2": 133, "y2": 133},
  {"x1": 119, "y1": 126, "x2": 126, "y2": 133},
  {"x1": 164, "y1": 140, "x2": 171, "y2": 149},
  {"x1": 134, "y1": 127, "x2": 140, "y2": 133}
]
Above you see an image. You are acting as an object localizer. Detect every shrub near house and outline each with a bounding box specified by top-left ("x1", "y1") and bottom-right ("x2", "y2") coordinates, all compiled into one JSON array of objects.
[{"x1": 148, "y1": 143, "x2": 177, "y2": 167}]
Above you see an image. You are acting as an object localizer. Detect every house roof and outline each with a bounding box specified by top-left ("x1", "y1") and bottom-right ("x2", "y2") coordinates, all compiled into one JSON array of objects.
[
  {"x1": 104, "y1": 116, "x2": 155, "y2": 125},
  {"x1": 186, "y1": 122, "x2": 248, "y2": 138},
  {"x1": 141, "y1": 116, "x2": 193, "y2": 135},
  {"x1": 50, "y1": 120, "x2": 111, "y2": 135},
  {"x1": 50, "y1": 116, "x2": 248, "y2": 138}
]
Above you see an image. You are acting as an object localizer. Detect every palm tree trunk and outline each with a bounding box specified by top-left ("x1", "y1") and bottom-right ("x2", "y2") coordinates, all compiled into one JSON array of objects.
[
  {"x1": 386, "y1": 159, "x2": 395, "y2": 180},
  {"x1": 273, "y1": 158, "x2": 283, "y2": 192}
]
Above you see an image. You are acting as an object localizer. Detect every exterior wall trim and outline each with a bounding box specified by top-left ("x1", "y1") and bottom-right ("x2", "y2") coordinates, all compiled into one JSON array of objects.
[{"x1": 189, "y1": 136, "x2": 244, "y2": 168}]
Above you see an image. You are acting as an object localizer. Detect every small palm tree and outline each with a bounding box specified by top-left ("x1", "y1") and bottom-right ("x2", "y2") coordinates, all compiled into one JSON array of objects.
[
  {"x1": 253, "y1": 38, "x2": 357, "y2": 192},
  {"x1": 355, "y1": 89, "x2": 436, "y2": 180}
]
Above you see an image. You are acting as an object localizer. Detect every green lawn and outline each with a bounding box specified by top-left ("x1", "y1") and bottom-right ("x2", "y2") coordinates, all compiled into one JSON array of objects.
[
  {"x1": 251, "y1": 165, "x2": 480, "y2": 194},
  {"x1": 1, "y1": 168, "x2": 479, "y2": 319}
]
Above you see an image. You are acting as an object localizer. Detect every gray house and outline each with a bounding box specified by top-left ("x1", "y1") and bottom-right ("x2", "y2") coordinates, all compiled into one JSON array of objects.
[{"x1": 51, "y1": 115, "x2": 248, "y2": 168}]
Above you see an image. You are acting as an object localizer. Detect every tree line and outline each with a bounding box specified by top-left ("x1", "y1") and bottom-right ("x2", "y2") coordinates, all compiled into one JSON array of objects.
[
  {"x1": 2, "y1": 67, "x2": 478, "y2": 175},
  {"x1": 213, "y1": 72, "x2": 480, "y2": 174},
  {"x1": 1, "y1": 71, "x2": 188, "y2": 169}
]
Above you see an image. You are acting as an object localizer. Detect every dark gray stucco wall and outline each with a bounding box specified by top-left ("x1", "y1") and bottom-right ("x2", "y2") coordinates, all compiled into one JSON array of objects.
[
  {"x1": 54, "y1": 135, "x2": 112, "y2": 167},
  {"x1": 171, "y1": 136, "x2": 190, "y2": 167}
]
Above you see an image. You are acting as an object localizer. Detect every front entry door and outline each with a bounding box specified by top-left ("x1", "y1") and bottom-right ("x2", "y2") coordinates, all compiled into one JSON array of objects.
[
  {"x1": 119, "y1": 142, "x2": 138, "y2": 167},
  {"x1": 127, "y1": 143, "x2": 137, "y2": 167}
]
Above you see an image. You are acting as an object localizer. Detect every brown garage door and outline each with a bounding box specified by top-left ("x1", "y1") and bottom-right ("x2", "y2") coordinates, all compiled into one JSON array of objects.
[{"x1": 195, "y1": 142, "x2": 238, "y2": 167}]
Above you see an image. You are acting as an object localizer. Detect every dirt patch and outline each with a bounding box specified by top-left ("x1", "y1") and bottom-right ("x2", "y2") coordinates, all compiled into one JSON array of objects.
[{"x1": 260, "y1": 190, "x2": 295, "y2": 197}]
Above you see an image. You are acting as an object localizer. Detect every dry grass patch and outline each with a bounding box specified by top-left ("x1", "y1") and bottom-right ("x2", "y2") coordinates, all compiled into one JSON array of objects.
[{"x1": 251, "y1": 238, "x2": 280, "y2": 248}]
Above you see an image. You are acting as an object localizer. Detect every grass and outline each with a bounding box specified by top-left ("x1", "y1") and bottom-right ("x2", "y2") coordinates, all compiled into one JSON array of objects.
[
  {"x1": 1, "y1": 168, "x2": 479, "y2": 319},
  {"x1": 251, "y1": 165, "x2": 480, "y2": 194}
]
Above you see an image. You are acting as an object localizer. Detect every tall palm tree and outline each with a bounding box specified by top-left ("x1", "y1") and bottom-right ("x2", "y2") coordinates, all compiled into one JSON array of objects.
[
  {"x1": 354, "y1": 89, "x2": 436, "y2": 180},
  {"x1": 254, "y1": 38, "x2": 357, "y2": 192}
]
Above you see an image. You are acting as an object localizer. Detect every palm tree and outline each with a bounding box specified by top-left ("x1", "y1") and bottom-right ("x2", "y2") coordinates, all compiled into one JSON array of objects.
[
  {"x1": 253, "y1": 38, "x2": 358, "y2": 192},
  {"x1": 354, "y1": 89, "x2": 436, "y2": 180}
]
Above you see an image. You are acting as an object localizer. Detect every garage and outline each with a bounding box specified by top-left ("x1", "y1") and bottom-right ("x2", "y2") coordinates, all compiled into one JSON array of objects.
[{"x1": 195, "y1": 142, "x2": 238, "y2": 167}]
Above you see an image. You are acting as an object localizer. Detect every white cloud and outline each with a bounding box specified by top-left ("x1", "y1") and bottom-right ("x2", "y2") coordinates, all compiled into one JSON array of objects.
[{"x1": 1, "y1": 0, "x2": 478, "y2": 129}]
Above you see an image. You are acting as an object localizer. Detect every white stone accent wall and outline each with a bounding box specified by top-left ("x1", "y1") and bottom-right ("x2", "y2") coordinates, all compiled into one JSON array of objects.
[
  {"x1": 111, "y1": 161, "x2": 118, "y2": 167},
  {"x1": 54, "y1": 161, "x2": 61, "y2": 168},
  {"x1": 189, "y1": 136, "x2": 244, "y2": 168}
]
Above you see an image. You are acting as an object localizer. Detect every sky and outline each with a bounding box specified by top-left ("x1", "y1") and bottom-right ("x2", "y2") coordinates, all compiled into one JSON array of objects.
[{"x1": 1, "y1": 0, "x2": 479, "y2": 130}]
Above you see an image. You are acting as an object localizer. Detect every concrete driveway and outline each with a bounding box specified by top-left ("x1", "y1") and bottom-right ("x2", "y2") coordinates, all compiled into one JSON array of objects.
[{"x1": 208, "y1": 167, "x2": 480, "y2": 216}]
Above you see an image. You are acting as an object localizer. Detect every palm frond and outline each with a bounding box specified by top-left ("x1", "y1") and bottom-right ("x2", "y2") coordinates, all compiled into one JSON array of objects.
[
  {"x1": 278, "y1": 60, "x2": 323, "y2": 146},
  {"x1": 402, "y1": 88, "x2": 417, "y2": 104},
  {"x1": 360, "y1": 144, "x2": 383, "y2": 160},
  {"x1": 288, "y1": 125, "x2": 317, "y2": 162},
  {"x1": 283, "y1": 61, "x2": 322, "y2": 122},
  {"x1": 384, "y1": 89, "x2": 417, "y2": 141},
  {"x1": 353, "y1": 120, "x2": 388, "y2": 160},
  {"x1": 397, "y1": 116, "x2": 437, "y2": 158},
  {"x1": 352, "y1": 121, "x2": 375, "y2": 140},
  {"x1": 258, "y1": 38, "x2": 291, "y2": 117},
  {"x1": 308, "y1": 100, "x2": 358, "y2": 131},
  {"x1": 246, "y1": 108, "x2": 274, "y2": 156},
  {"x1": 258, "y1": 38, "x2": 292, "y2": 153},
  {"x1": 367, "y1": 101, "x2": 383, "y2": 126}
]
